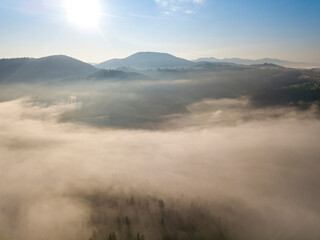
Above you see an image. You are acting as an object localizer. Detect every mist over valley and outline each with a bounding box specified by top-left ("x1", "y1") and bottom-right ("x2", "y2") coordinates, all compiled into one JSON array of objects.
[{"x1": 0, "y1": 51, "x2": 320, "y2": 240}]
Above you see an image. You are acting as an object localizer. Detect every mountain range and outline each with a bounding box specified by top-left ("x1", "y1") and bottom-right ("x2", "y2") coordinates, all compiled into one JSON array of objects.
[
  {"x1": 96, "y1": 52, "x2": 317, "y2": 69},
  {"x1": 193, "y1": 57, "x2": 316, "y2": 68},
  {"x1": 1, "y1": 52, "x2": 319, "y2": 83}
]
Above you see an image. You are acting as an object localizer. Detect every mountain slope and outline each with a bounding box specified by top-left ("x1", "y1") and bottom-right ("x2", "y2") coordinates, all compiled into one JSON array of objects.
[
  {"x1": 96, "y1": 52, "x2": 194, "y2": 70},
  {"x1": 0, "y1": 55, "x2": 97, "y2": 83}
]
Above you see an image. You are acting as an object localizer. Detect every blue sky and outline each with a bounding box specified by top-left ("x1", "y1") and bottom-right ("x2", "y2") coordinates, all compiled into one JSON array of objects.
[{"x1": 0, "y1": 0, "x2": 319, "y2": 63}]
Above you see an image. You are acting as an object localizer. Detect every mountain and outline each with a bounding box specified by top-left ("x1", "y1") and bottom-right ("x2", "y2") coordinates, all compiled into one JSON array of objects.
[
  {"x1": 193, "y1": 57, "x2": 317, "y2": 68},
  {"x1": 96, "y1": 52, "x2": 194, "y2": 70},
  {"x1": 0, "y1": 55, "x2": 97, "y2": 83}
]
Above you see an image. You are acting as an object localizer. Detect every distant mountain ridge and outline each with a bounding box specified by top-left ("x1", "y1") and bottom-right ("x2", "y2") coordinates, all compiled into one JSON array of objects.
[
  {"x1": 96, "y1": 52, "x2": 194, "y2": 70},
  {"x1": 193, "y1": 57, "x2": 317, "y2": 68},
  {"x1": 96, "y1": 52, "x2": 319, "y2": 69},
  {"x1": 0, "y1": 55, "x2": 96, "y2": 83},
  {"x1": 1, "y1": 53, "x2": 318, "y2": 84}
]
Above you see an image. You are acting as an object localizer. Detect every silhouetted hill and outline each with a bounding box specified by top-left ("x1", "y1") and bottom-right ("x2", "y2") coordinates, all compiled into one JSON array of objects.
[
  {"x1": 249, "y1": 63, "x2": 285, "y2": 69},
  {"x1": 0, "y1": 55, "x2": 97, "y2": 83},
  {"x1": 89, "y1": 69, "x2": 147, "y2": 81},
  {"x1": 96, "y1": 52, "x2": 194, "y2": 70}
]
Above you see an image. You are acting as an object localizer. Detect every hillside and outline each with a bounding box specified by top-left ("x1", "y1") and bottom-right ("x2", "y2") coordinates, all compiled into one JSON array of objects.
[
  {"x1": 89, "y1": 69, "x2": 147, "y2": 81},
  {"x1": 0, "y1": 55, "x2": 97, "y2": 83}
]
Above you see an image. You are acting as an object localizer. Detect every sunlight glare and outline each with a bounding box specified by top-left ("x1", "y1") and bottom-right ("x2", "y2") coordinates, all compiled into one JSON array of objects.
[{"x1": 64, "y1": 0, "x2": 102, "y2": 29}]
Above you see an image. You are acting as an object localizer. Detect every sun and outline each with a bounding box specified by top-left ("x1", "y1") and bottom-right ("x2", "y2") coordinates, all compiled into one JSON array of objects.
[{"x1": 64, "y1": 0, "x2": 102, "y2": 29}]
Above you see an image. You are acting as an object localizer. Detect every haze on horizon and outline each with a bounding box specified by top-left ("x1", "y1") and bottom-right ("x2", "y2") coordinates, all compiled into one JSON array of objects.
[{"x1": 0, "y1": 0, "x2": 320, "y2": 63}]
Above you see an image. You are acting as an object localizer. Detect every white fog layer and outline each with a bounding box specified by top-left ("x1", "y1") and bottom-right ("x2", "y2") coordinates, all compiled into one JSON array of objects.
[{"x1": 1, "y1": 98, "x2": 320, "y2": 240}]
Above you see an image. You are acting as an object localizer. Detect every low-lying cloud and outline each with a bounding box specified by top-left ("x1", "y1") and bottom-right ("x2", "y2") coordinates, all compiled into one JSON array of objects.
[{"x1": 1, "y1": 97, "x2": 320, "y2": 239}]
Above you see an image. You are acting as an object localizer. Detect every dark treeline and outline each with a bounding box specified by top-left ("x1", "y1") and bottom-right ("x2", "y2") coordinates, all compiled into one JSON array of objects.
[{"x1": 78, "y1": 192, "x2": 230, "y2": 240}]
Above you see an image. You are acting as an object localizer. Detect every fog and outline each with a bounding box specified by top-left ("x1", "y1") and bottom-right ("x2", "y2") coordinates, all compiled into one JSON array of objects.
[{"x1": 1, "y1": 95, "x2": 320, "y2": 240}]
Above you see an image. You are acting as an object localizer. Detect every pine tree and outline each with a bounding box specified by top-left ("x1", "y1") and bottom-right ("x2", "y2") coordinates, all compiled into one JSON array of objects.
[{"x1": 125, "y1": 216, "x2": 130, "y2": 226}]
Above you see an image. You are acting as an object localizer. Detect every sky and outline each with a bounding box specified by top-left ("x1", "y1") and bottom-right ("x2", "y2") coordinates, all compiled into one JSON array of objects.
[{"x1": 0, "y1": 0, "x2": 320, "y2": 63}]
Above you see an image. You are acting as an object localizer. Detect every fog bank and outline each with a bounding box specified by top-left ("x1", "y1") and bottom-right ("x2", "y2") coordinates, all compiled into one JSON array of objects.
[{"x1": 0, "y1": 98, "x2": 320, "y2": 240}]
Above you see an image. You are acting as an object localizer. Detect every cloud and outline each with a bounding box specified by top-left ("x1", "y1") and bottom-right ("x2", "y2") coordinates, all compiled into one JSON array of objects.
[
  {"x1": 1, "y1": 98, "x2": 320, "y2": 239},
  {"x1": 161, "y1": 97, "x2": 320, "y2": 128},
  {"x1": 154, "y1": 0, "x2": 205, "y2": 15}
]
